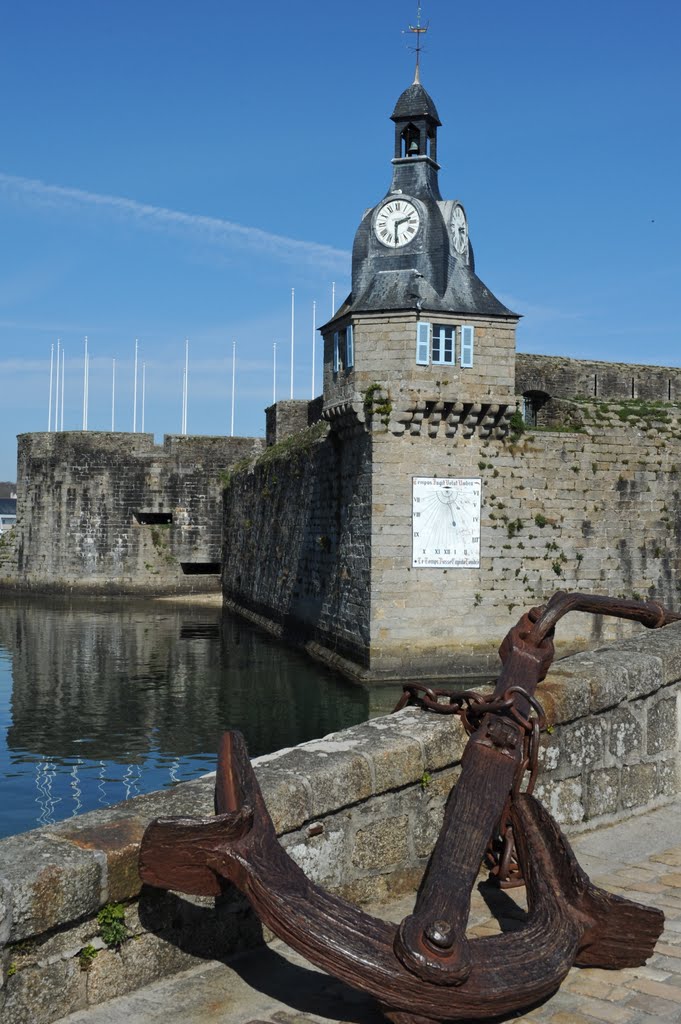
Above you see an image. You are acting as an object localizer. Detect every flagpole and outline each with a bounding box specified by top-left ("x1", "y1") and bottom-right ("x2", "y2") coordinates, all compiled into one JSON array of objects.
[
  {"x1": 82, "y1": 337, "x2": 89, "y2": 431},
  {"x1": 111, "y1": 358, "x2": 116, "y2": 431},
  {"x1": 133, "y1": 339, "x2": 138, "y2": 432},
  {"x1": 230, "y1": 340, "x2": 236, "y2": 437},
  {"x1": 141, "y1": 362, "x2": 146, "y2": 432},
  {"x1": 60, "y1": 348, "x2": 65, "y2": 431},
  {"x1": 54, "y1": 337, "x2": 61, "y2": 430},
  {"x1": 273, "y1": 341, "x2": 277, "y2": 405},
  {"x1": 311, "y1": 300, "x2": 316, "y2": 399},
  {"x1": 48, "y1": 343, "x2": 54, "y2": 431},
  {"x1": 183, "y1": 338, "x2": 189, "y2": 435},
  {"x1": 290, "y1": 287, "x2": 295, "y2": 399},
  {"x1": 331, "y1": 281, "x2": 336, "y2": 316}
]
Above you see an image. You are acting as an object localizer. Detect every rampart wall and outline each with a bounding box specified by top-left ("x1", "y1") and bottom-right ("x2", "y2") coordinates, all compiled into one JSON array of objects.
[
  {"x1": 1, "y1": 627, "x2": 680, "y2": 1023},
  {"x1": 4, "y1": 431, "x2": 264, "y2": 595},
  {"x1": 223, "y1": 403, "x2": 681, "y2": 678},
  {"x1": 517, "y1": 353, "x2": 681, "y2": 403},
  {"x1": 222, "y1": 423, "x2": 373, "y2": 669}
]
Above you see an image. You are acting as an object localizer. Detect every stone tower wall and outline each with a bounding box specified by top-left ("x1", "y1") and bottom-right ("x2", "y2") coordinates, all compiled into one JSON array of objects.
[
  {"x1": 8, "y1": 431, "x2": 264, "y2": 595},
  {"x1": 323, "y1": 312, "x2": 517, "y2": 413}
]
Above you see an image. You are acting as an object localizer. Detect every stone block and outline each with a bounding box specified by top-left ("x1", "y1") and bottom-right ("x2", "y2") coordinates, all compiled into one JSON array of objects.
[
  {"x1": 324, "y1": 716, "x2": 425, "y2": 792},
  {"x1": 255, "y1": 744, "x2": 372, "y2": 821},
  {"x1": 1, "y1": 956, "x2": 85, "y2": 1024},
  {"x1": 609, "y1": 705, "x2": 644, "y2": 761},
  {"x1": 656, "y1": 757, "x2": 679, "y2": 797},
  {"x1": 351, "y1": 816, "x2": 410, "y2": 871},
  {"x1": 647, "y1": 696, "x2": 678, "y2": 755},
  {"x1": 281, "y1": 824, "x2": 348, "y2": 889},
  {"x1": 0, "y1": 832, "x2": 103, "y2": 943},
  {"x1": 553, "y1": 717, "x2": 608, "y2": 773},
  {"x1": 621, "y1": 762, "x2": 658, "y2": 809},
  {"x1": 532, "y1": 777, "x2": 584, "y2": 826},
  {"x1": 585, "y1": 767, "x2": 620, "y2": 819},
  {"x1": 84, "y1": 930, "x2": 200, "y2": 1007},
  {"x1": 411, "y1": 793, "x2": 447, "y2": 859},
  {"x1": 254, "y1": 768, "x2": 312, "y2": 835},
  {"x1": 54, "y1": 814, "x2": 147, "y2": 903},
  {"x1": 538, "y1": 677, "x2": 590, "y2": 726}
]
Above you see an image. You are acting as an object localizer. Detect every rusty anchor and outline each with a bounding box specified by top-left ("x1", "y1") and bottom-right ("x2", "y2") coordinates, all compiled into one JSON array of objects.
[{"x1": 139, "y1": 592, "x2": 676, "y2": 1022}]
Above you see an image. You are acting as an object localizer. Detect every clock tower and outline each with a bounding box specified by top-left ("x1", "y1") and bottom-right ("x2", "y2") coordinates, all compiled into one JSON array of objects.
[{"x1": 321, "y1": 68, "x2": 519, "y2": 440}]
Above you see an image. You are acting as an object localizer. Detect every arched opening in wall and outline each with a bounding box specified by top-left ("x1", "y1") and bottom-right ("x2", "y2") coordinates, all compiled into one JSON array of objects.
[
  {"x1": 522, "y1": 390, "x2": 550, "y2": 426},
  {"x1": 401, "y1": 123, "x2": 420, "y2": 157}
]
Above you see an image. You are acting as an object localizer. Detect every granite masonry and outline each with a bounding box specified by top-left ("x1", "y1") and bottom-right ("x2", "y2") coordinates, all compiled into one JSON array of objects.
[
  {"x1": 1, "y1": 626, "x2": 680, "y2": 1024},
  {"x1": 2, "y1": 431, "x2": 264, "y2": 595}
]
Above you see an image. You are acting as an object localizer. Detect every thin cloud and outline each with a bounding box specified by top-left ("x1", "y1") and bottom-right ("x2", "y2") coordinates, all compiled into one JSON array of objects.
[{"x1": 0, "y1": 172, "x2": 349, "y2": 272}]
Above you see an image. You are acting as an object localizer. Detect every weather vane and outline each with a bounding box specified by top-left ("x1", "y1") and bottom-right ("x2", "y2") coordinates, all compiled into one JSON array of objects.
[{"x1": 404, "y1": 2, "x2": 429, "y2": 80}]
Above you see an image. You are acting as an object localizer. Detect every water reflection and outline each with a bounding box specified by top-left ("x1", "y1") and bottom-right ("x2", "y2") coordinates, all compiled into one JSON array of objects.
[{"x1": 0, "y1": 596, "x2": 369, "y2": 838}]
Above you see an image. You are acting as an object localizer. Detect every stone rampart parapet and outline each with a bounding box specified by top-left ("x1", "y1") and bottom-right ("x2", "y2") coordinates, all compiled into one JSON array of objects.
[{"x1": 1, "y1": 626, "x2": 681, "y2": 1021}]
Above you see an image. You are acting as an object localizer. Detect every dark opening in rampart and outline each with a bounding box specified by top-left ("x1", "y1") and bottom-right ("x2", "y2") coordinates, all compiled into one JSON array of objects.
[
  {"x1": 135, "y1": 512, "x2": 173, "y2": 525},
  {"x1": 180, "y1": 562, "x2": 222, "y2": 575}
]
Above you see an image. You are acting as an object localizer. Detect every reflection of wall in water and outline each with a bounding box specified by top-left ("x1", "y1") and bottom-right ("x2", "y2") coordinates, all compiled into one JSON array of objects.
[{"x1": 2, "y1": 599, "x2": 368, "y2": 763}]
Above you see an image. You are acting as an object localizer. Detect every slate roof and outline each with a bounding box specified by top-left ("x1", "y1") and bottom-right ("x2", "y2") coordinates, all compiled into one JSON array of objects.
[{"x1": 391, "y1": 81, "x2": 441, "y2": 125}]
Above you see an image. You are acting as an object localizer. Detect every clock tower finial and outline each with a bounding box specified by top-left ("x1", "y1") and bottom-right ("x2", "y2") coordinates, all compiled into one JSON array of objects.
[{"x1": 405, "y1": 2, "x2": 429, "y2": 82}]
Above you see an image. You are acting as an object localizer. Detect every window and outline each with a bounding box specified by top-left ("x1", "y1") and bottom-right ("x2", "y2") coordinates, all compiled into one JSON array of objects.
[
  {"x1": 432, "y1": 325, "x2": 455, "y2": 364},
  {"x1": 345, "y1": 325, "x2": 354, "y2": 369},
  {"x1": 460, "y1": 325, "x2": 474, "y2": 368},
  {"x1": 333, "y1": 331, "x2": 341, "y2": 374},
  {"x1": 416, "y1": 322, "x2": 431, "y2": 364}
]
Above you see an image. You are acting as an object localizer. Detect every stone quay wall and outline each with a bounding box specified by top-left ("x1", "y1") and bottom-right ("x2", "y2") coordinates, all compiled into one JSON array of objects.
[
  {"x1": 1, "y1": 626, "x2": 681, "y2": 1024},
  {"x1": 4, "y1": 431, "x2": 264, "y2": 595},
  {"x1": 517, "y1": 353, "x2": 681, "y2": 403}
]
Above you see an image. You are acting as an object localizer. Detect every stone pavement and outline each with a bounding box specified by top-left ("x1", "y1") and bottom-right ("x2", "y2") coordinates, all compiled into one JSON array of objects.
[{"x1": 57, "y1": 799, "x2": 681, "y2": 1024}]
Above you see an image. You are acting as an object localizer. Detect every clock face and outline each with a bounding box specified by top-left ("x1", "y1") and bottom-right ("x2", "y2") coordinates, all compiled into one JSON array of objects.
[
  {"x1": 374, "y1": 198, "x2": 420, "y2": 248},
  {"x1": 412, "y1": 477, "x2": 481, "y2": 568},
  {"x1": 451, "y1": 204, "x2": 468, "y2": 255}
]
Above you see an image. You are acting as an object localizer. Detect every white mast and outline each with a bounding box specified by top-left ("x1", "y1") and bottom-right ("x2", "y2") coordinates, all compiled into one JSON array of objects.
[
  {"x1": 111, "y1": 358, "x2": 116, "y2": 431},
  {"x1": 54, "y1": 339, "x2": 60, "y2": 431},
  {"x1": 82, "y1": 337, "x2": 89, "y2": 430},
  {"x1": 141, "y1": 362, "x2": 146, "y2": 432},
  {"x1": 133, "y1": 339, "x2": 138, "y2": 432},
  {"x1": 230, "y1": 339, "x2": 236, "y2": 437},
  {"x1": 331, "y1": 281, "x2": 336, "y2": 316},
  {"x1": 290, "y1": 287, "x2": 295, "y2": 399},
  {"x1": 182, "y1": 338, "x2": 189, "y2": 434},
  {"x1": 273, "y1": 341, "x2": 277, "y2": 405},
  {"x1": 311, "y1": 300, "x2": 316, "y2": 399},
  {"x1": 48, "y1": 343, "x2": 54, "y2": 431},
  {"x1": 60, "y1": 349, "x2": 65, "y2": 431}
]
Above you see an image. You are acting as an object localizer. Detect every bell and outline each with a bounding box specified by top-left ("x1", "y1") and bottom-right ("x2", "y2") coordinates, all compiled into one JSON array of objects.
[{"x1": 408, "y1": 138, "x2": 420, "y2": 156}]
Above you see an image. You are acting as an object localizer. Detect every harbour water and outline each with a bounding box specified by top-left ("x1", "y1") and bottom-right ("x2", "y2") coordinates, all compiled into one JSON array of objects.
[{"x1": 0, "y1": 596, "x2": 374, "y2": 839}]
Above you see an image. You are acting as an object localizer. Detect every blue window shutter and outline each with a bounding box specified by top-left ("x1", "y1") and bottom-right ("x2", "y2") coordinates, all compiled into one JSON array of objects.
[
  {"x1": 333, "y1": 331, "x2": 340, "y2": 373},
  {"x1": 460, "y1": 325, "x2": 474, "y2": 368},
  {"x1": 345, "y1": 324, "x2": 354, "y2": 368},
  {"x1": 416, "y1": 322, "x2": 431, "y2": 365}
]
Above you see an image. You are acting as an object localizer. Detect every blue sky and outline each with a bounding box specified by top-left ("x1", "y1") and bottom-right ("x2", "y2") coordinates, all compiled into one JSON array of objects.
[{"x1": 0, "y1": 0, "x2": 679, "y2": 480}]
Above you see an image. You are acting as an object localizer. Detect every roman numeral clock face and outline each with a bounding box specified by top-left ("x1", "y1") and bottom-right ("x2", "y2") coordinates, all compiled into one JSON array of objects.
[{"x1": 374, "y1": 198, "x2": 420, "y2": 248}]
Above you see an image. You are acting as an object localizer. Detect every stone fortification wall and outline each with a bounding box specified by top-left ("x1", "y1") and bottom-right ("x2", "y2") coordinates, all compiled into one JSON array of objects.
[
  {"x1": 6, "y1": 431, "x2": 264, "y2": 595},
  {"x1": 368, "y1": 419, "x2": 681, "y2": 677},
  {"x1": 222, "y1": 423, "x2": 372, "y2": 668},
  {"x1": 517, "y1": 353, "x2": 681, "y2": 403},
  {"x1": 265, "y1": 397, "x2": 323, "y2": 446},
  {"x1": 1, "y1": 626, "x2": 680, "y2": 1023}
]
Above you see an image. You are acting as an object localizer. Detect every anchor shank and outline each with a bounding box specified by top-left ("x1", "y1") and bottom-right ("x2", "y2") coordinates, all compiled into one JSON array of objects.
[{"x1": 394, "y1": 715, "x2": 522, "y2": 984}]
